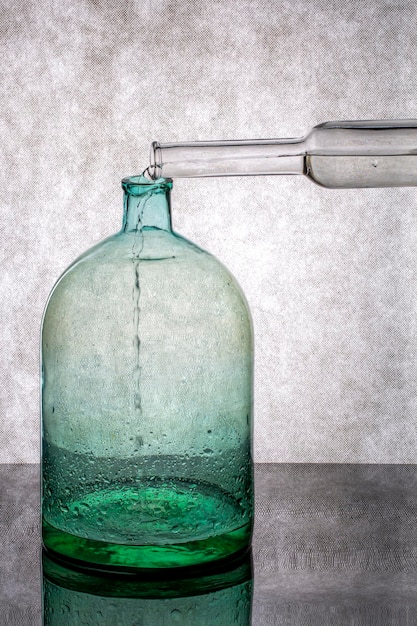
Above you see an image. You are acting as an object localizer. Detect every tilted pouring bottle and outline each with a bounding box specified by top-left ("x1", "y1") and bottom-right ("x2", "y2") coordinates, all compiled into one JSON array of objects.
[{"x1": 150, "y1": 119, "x2": 417, "y2": 187}]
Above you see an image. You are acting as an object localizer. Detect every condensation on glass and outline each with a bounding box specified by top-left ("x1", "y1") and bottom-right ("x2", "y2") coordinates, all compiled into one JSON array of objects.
[{"x1": 150, "y1": 120, "x2": 417, "y2": 188}]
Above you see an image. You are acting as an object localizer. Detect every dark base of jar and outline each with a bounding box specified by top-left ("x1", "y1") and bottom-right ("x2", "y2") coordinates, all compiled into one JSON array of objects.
[
  {"x1": 42, "y1": 546, "x2": 253, "y2": 600},
  {"x1": 42, "y1": 518, "x2": 253, "y2": 575}
]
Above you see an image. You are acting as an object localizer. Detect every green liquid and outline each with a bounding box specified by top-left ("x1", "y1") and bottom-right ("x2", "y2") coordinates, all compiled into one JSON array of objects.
[{"x1": 42, "y1": 478, "x2": 252, "y2": 570}]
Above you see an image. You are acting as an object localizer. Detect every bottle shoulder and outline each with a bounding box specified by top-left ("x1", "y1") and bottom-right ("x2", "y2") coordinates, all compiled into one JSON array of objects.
[
  {"x1": 42, "y1": 227, "x2": 252, "y2": 342},
  {"x1": 44, "y1": 228, "x2": 249, "y2": 310},
  {"x1": 59, "y1": 229, "x2": 208, "y2": 270}
]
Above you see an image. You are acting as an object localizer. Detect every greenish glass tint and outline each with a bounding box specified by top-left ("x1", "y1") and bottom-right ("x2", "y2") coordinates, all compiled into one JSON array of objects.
[
  {"x1": 41, "y1": 175, "x2": 254, "y2": 571},
  {"x1": 42, "y1": 549, "x2": 253, "y2": 625}
]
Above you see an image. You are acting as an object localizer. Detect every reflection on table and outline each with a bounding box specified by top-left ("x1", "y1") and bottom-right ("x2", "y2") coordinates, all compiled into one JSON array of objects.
[{"x1": 42, "y1": 548, "x2": 253, "y2": 625}]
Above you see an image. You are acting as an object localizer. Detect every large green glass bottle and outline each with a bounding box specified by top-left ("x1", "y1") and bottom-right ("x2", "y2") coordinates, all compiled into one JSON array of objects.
[{"x1": 41, "y1": 175, "x2": 253, "y2": 570}]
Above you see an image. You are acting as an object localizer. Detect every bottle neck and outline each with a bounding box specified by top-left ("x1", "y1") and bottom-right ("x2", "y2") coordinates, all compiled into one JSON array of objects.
[
  {"x1": 121, "y1": 176, "x2": 173, "y2": 233},
  {"x1": 150, "y1": 138, "x2": 306, "y2": 178}
]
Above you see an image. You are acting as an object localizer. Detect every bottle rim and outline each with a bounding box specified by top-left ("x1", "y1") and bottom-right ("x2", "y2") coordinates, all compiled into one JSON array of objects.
[{"x1": 121, "y1": 175, "x2": 173, "y2": 196}]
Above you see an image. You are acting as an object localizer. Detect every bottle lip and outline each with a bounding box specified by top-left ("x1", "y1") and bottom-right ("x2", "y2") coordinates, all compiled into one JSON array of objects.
[{"x1": 121, "y1": 174, "x2": 173, "y2": 196}]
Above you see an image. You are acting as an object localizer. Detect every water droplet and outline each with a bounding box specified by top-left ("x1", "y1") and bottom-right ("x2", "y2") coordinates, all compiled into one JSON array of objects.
[{"x1": 371, "y1": 159, "x2": 378, "y2": 167}]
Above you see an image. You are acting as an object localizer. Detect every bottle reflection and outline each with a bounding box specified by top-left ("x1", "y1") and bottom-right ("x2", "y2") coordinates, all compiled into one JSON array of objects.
[{"x1": 42, "y1": 549, "x2": 253, "y2": 625}]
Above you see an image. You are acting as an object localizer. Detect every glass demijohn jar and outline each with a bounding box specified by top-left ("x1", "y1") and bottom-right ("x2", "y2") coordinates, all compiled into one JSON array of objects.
[{"x1": 41, "y1": 175, "x2": 254, "y2": 570}]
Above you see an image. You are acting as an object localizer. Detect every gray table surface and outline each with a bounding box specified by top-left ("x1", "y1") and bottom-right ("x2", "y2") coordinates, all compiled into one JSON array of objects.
[{"x1": 2, "y1": 464, "x2": 417, "y2": 625}]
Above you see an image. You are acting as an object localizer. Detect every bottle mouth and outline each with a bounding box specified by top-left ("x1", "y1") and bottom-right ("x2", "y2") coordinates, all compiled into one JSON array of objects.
[
  {"x1": 121, "y1": 174, "x2": 172, "y2": 196},
  {"x1": 149, "y1": 141, "x2": 162, "y2": 179}
]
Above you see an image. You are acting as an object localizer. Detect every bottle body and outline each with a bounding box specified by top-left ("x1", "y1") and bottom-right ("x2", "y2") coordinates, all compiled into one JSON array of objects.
[{"x1": 41, "y1": 177, "x2": 253, "y2": 570}]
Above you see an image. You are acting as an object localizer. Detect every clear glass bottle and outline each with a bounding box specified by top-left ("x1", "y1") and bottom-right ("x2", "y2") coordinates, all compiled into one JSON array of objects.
[
  {"x1": 42, "y1": 549, "x2": 253, "y2": 625},
  {"x1": 41, "y1": 175, "x2": 253, "y2": 570},
  {"x1": 150, "y1": 119, "x2": 417, "y2": 188}
]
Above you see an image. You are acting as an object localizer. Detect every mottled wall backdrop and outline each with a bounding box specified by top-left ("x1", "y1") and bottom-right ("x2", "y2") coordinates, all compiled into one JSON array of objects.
[{"x1": 2, "y1": 0, "x2": 417, "y2": 462}]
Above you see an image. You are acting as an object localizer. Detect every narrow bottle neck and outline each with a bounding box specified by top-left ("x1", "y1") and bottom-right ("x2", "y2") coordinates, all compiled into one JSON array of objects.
[
  {"x1": 121, "y1": 176, "x2": 173, "y2": 233},
  {"x1": 150, "y1": 137, "x2": 307, "y2": 179}
]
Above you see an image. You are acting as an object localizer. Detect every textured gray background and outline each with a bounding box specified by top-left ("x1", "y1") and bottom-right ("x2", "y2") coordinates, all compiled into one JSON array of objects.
[{"x1": 2, "y1": 0, "x2": 417, "y2": 462}]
